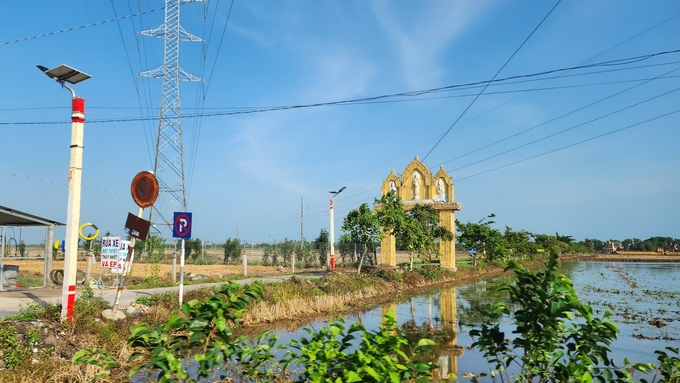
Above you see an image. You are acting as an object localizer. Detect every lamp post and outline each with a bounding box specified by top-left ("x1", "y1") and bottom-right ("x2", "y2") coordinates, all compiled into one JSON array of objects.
[
  {"x1": 328, "y1": 186, "x2": 346, "y2": 270},
  {"x1": 38, "y1": 64, "x2": 91, "y2": 321}
]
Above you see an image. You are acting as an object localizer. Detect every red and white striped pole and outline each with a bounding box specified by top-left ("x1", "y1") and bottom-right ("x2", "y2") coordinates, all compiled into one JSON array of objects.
[
  {"x1": 61, "y1": 96, "x2": 85, "y2": 321},
  {"x1": 328, "y1": 187, "x2": 345, "y2": 271},
  {"x1": 329, "y1": 198, "x2": 335, "y2": 270}
]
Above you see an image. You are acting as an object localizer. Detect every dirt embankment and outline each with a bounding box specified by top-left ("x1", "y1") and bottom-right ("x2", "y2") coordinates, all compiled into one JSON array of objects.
[{"x1": 560, "y1": 253, "x2": 680, "y2": 262}]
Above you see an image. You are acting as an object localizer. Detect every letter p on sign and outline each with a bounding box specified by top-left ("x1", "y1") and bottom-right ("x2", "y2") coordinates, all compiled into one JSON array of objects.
[{"x1": 173, "y1": 212, "x2": 192, "y2": 239}]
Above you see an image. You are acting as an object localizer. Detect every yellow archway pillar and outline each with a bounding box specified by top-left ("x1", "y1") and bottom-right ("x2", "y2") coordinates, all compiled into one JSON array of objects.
[
  {"x1": 438, "y1": 206, "x2": 457, "y2": 271},
  {"x1": 380, "y1": 230, "x2": 397, "y2": 267}
]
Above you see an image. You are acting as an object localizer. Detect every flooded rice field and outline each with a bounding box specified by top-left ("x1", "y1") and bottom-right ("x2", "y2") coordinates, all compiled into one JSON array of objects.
[{"x1": 271, "y1": 261, "x2": 680, "y2": 380}]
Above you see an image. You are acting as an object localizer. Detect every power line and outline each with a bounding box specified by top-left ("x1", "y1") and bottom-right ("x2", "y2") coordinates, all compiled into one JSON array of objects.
[
  {"x1": 0, "y1": 171, "x2": 126, "y2": 196},
  {"x1": 7, "y1": 47, "x2": 678, "y2": 126},
  {"x1": 0, "y1": 7, "x2": 165, "y2": 47},
  {"x1": 455, "y1": 108, "x2": 680, "y2": 182},
  {"x1": 188, "y1": 0, "x2": 235, "y2": 199},
  {"x1": 453, "y1": 85, "x2": 680, "y2": 172},
  {"x1": 110, "y1": 0, "x2": 154, "y2": 167},
  {"x1": 422, "y1": 0, "x2": 562, "y2": 161},
  {"x1": 442, "y1": 65, "x2": 680, "y2": 167},
  {"x1": 7, "y1": 59, "x2": 679, "y2": 115},
  {"x1": 0, "y1": 171, "x2": 300, "y2": 214}
]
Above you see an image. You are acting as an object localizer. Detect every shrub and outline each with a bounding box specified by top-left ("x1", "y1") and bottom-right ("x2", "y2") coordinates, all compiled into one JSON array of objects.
[{"x1": 468, "y1": 249, "x2": 679, "y2": 382}]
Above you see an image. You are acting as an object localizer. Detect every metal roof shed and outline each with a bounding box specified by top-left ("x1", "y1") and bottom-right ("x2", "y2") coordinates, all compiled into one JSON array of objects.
[{"x1": 0, "y1": 205, "x2": 64, "y2": 291}]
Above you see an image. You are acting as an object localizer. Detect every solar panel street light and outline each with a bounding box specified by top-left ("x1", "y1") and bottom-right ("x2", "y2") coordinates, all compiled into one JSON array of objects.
[{"x1": 38, "y1": 64, "x2": 91, "y2": 321}]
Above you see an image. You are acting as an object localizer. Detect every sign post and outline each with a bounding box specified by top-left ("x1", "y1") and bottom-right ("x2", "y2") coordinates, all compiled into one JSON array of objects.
[
  {"x1": 468, "y1": 247, "x2": 478, "y2": 266},
  {"x1": 173, "y1": 212, "x2": 192, "y2": 306},
  {"x1": 105, "y1": 172, "x2": 157, "y2": 319}
]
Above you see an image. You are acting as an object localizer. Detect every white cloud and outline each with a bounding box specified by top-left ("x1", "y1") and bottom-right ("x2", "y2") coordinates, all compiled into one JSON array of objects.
[
  {"x1": 371, "y1": 1, "x2": 491, "y2": 88},
  {"x1": 301, "y1": 46, "x2": 378, "y2": 101}
]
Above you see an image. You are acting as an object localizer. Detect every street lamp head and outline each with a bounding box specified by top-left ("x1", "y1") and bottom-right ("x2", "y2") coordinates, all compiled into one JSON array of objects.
[
  {"x1": 38, "y1": 64, "x2": 91, "y2": 98},
  {"x1": 38, "y1": 64, "x2": 91, "y2": 84},
  {"x1": 330, "y1": 186, "x2": 346, "y2": 196}
]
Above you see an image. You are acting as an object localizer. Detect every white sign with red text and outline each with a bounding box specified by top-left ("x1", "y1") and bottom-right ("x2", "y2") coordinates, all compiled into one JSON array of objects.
[{"x1": 100, "y1": 236, "x2": 120, "y2": 269}]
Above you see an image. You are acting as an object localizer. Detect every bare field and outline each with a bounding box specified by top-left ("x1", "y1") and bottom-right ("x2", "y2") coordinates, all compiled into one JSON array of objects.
[
  {"x1": 4, "y1": 248, "x2": 472, "y2": 280},
  {"x1": 3, "y1": 259, "x2": 284, "y2": 280}
]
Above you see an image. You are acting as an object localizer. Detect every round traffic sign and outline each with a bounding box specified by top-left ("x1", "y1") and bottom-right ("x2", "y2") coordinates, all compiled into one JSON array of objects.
[
  {"x1": 131, "y1": 171, "x2": 159, "y2": 208},
  {"x1": 173, "y1": 213, "x2": 192, "y2": 238}
]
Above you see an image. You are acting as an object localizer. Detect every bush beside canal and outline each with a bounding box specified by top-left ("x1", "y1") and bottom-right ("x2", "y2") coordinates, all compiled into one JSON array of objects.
[{"x1": 2, "y1": 253, "x2": 653, "y2": 382}]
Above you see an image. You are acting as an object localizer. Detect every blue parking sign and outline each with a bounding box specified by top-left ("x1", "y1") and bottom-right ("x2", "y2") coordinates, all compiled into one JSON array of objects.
[{"x1": 173, "y1": 212, "x2": 192, "y2": 239}]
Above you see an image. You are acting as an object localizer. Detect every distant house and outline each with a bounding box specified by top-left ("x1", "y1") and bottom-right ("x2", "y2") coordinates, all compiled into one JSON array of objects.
[{"x1": 602, "y1": 240, "x2": 622, "y2": 254}]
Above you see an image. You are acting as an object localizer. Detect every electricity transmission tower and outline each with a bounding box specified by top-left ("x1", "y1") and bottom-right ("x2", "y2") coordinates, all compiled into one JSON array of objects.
[{"x1": 139, "y1": 0, "x2": 203, "y2": 233}]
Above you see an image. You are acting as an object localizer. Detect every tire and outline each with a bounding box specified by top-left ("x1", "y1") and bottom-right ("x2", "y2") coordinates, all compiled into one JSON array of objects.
[
  {"x1": 50, "y1": 269, "x2": 87, "y2": 285},
  {"x1": 50, "y1": 269, "x2": 64, "y2": 285},
  {"x1": 76, "y1": 269, "x2": 87, "y2": 285}
]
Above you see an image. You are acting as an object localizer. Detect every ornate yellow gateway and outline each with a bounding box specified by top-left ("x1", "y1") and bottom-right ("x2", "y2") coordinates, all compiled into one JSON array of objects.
[{"x1": 380, "y1": 156, "x2": 462, "y2": 270}]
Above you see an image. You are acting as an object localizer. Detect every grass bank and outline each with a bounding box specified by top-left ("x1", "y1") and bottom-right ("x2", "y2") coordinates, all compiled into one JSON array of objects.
[
  {"x1": 0, "y1": 256, "x2": 560, "y2": 382},
  {"x1": 240, "y1": 261, "x2": 513, "y2": 327}
]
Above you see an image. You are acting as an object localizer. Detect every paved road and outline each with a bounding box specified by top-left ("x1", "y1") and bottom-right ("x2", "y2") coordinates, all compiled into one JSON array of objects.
[{"x1": 0, "y1": 274, "x2": 319, "y2": 318}]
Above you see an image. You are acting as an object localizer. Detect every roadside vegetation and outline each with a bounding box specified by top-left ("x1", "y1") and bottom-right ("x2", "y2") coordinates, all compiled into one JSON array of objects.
[
  {"x1": 1, "y1": 250, "x2": 677, "y2": 382},
  {"x1": 2, "y1": 194, "x2": 678, "y2": 382},
  {"x1": 0, "y1": 263, "x2": 490, "y2": 382},
  {"x1": 467, "y1": 250, "x2": 680, "y2": 383}
]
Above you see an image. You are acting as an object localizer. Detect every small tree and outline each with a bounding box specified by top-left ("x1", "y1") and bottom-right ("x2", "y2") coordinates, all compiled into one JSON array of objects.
[
  {"x1": 504, "y1": 227, "x2": 535, "y2": 259},
  {"x1": 18, "y1": 240, "x2": 26, "y2": 257},
  {"x1": 375, "y1": 192, "x2": 451, "y2": 270},
  {"x1": 374, "y1": 191, "x2": 406, "y2": 240},
  {"x1": 456, "y1": 214, "x2": 506, "y2": 265},
  {"x1": 337, "y1": 234, "x2": 355, "y2": 265},
  {"x1": 144, "y1": 235, "x2": 167, "y2": 263},
  {"x1": 262, "y1": 243, "x2": 279, "y2": 266},
  {"x1": 223, "y1": 238, "x2": 241, "y2": 265},
  {"x1": 294, "y1": 240, "x2": 314, "y2": 268},
  {"x1": 280, "y1": 238, "x2": 296, "y2": 267},
  {"x1": 342, "y1": 203, "x2": 382, "y2": 275},
  {"x1": 185, "y1": 238, "x2": 203, "y2": 260},
  {"x1": 313, "y1": 229, "x2": 329, "y2": 267},
  {"x1": 403, "y1": 204, "x2": 452, "y2": 269}
]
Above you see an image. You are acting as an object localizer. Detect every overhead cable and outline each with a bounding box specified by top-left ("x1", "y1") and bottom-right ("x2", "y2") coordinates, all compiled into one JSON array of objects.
[
  {"x1": 0, "y1": 7, "x2": 164, "y2": 47},
  {"x1": 422, "y1": 0, "x2": 562, "y2": 161}
]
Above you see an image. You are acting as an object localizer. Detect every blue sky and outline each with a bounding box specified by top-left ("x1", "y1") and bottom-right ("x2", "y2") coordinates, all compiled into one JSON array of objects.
[{"x1": 1, "y1": 1, "x2": 679, "y2": 246}]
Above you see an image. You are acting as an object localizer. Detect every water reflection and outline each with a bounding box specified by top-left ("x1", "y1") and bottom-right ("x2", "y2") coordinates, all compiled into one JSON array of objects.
[
  {"x1": 382, "y1": 289, "x2": 464, "y2": 380},
  {"x1": 436, "y1": 288, "x2": 465, "y2": 379},
  {"x1": 270, "y1": 261, "x2": 680, "y2": 379}
]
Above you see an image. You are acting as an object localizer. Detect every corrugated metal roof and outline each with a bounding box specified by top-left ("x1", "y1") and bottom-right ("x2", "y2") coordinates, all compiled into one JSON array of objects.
[{"x1": 0, "y1": 205, "x2": 64, "y2": 226}]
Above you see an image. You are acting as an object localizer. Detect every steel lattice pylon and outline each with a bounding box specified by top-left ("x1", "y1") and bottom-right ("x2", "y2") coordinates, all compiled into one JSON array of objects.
[{"x1": 139, "y1": 0, "x2": 203, "y2": 233}]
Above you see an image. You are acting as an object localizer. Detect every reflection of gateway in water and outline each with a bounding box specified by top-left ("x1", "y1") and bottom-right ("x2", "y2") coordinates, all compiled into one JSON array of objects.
[
  {"x1": 437, "y1": 287, "x2": 464, "y2": 379},
  {"x1": 381, "y1": 287, "x2": 464, "y2": 380}
]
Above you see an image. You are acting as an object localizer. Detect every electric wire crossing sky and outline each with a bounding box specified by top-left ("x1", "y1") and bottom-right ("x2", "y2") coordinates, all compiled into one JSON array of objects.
[{"x1": 0, "y1": 2, "x2": 678, "y2": 245}]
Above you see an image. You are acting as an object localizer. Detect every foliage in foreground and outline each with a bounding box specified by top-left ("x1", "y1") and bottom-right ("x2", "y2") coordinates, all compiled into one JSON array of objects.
[
  {"x1": 468, "y1": 249, "x2": 680, "y2": 383},
  {"x1": 73, "y1": 282, "x2": 442, "y2": 382}
]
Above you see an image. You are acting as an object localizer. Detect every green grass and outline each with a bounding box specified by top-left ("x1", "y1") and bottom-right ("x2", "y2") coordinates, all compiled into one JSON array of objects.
[{"x1": 127, "y1": 275, "x2": 248, "y2": 290}]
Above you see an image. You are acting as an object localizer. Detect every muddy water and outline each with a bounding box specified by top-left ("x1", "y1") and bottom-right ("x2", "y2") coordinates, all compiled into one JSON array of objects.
[{"x1": 271, "y1": 261, "x2": 680, "y2": 379}]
